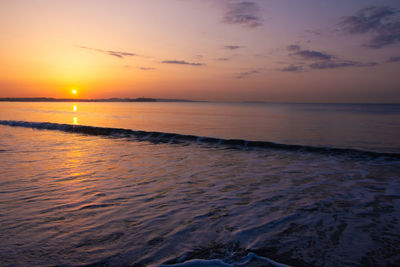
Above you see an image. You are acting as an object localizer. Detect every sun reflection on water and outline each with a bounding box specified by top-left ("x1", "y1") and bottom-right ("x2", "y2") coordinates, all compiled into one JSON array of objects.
[{"x1": 72, "y1": 104, "x2": 78, "y2": 124}]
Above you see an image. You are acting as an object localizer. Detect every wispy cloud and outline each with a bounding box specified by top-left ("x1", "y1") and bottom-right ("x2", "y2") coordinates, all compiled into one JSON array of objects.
[
  {"x1": 215, "y1": 57, "x2": 230, "y2": 61},
  {"x1": 309, "y1": 61, "x2": 377, "y2": 70},
  {"x1": 280, "y1": 65, "x2": 304, "y2": 72},
  {"x1": 287, "y1": 45, "x2": 301, "y2": 51},
  {"x1": 224, "y1": 45, "x2": 242, "y2": 50},
  {"x1": 280, "y1": 44, "x2": 378, "y2": 72},
  {"x1": 340, "y1": 6, "x2": 396, "y2": 34},
  {"x1": 124, "y1": 65, "x2": 156, "y2": 70},
  {"x1": 339, "y1": 6, "x2": 400, "y2": 48},
  {"x1": 288, "y1": 45, "x2": 333, "y2": 61},
  {"x1": 223, "y1": 1, "x2": 262, "y2": 28},
  {"x1": 161, "y1": 60, "x2": 205, "y2": 66},
  {"x1": 234, "y1": 69, "x2": 259, "y2": 79},
  {"x1": 79, "y1": 46, "x2": 136, "y2": 58},
  {"x1": 294, "y1": 50, "x2": 333, "y2": 61}
]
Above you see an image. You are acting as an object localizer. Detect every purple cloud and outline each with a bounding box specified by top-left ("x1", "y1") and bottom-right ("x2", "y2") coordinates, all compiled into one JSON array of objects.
[
  {"x1": 224, "y1": 45, "x2": 242, "y2": 50},
  {"x1": 223, "y1": 1, "x2": 262, "y2": 28},
  {"x1": 340, "y1": 6, "x2": 400, "y2": 48},
  {"x1": 234, "y1": 69, "x2": 259, "y2": 79},
  {"x1": 162, "y1": 60, "x2": 205, "y2": 66},
  {"x1": 280, "y1": 65, "x2": 303, "y2": 72},
  {"x1": 79, "y1": 46, "x2": 136, "y2": 58}
]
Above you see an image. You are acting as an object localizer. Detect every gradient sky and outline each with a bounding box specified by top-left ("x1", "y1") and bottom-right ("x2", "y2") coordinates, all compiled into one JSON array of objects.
[{"x1": 1, "y1": 0, "x2": 400, "y2": 102}]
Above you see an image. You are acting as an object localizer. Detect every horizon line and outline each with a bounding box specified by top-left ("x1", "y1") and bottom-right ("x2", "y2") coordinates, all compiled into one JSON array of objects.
[{"x1": 0, "y1": 97, "x2": 399, "y2": 105}]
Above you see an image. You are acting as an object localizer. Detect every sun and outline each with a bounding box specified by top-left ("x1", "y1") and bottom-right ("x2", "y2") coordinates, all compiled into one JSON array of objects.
[{"x1": 72, "y1": 89, "x2": 77, "y2": 95}]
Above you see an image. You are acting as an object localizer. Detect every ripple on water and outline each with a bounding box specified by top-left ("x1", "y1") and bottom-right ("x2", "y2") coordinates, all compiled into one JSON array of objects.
[{"x1": 0, "y1": 126, "x2": 399, "y2": 266}]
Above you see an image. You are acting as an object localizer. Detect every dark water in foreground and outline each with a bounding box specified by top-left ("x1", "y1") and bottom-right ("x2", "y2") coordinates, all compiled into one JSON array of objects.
[{"x1": 0, "y1": 103, "x2": 400, "y2": 266}]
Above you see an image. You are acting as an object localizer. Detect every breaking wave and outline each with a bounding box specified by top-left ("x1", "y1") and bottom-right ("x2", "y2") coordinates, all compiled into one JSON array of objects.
[
  {"x1": 156, "y1": 252, "x2": 290, "y2": 267},
  {"x1": 1, "y1": 120, "x2": 399, "y2": 159}
]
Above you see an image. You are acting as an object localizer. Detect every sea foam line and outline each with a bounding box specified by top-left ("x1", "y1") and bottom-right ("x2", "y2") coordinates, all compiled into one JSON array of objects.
[
  {"x1": 1, "y1": 120, "x2": 399, "y2": 159},
  {"x1": 155, "y1": 252, "x2": 291, "y2": 267}
]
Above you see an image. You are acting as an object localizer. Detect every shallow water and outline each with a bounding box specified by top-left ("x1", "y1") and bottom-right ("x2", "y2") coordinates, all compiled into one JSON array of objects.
[
  {"x1": 1, "y1": 122, "x2": 400, "y2": 266},
  {"x1": 1, "y1": 102, "x2": 400, "y2": 266}
]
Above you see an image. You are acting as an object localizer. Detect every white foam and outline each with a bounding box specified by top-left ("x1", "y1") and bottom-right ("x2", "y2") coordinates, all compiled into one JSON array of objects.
[{"x1": 155, "y1": 252, "x2": 291, "y2": 267}]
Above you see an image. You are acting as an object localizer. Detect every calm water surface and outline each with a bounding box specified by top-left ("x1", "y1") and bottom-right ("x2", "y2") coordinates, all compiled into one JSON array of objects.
[
  {"x1": 0, "y1": 102, "x2": 399, "y2": 152},
  {"x1": 0, "y1": 102, "x2": 400, "y2": 266}
]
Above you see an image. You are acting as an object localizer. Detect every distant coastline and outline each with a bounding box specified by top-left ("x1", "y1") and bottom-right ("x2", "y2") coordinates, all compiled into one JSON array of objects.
[
  {"x1": 0, "y1": 97, "x2": 205, "y2": 103},
  {"x1": 1, "y1": 98, "x2": 399, "y2": 105}
]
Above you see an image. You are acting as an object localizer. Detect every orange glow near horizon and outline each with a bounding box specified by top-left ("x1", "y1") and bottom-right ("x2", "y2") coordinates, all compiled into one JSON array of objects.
[{"x1": 0, "y1": 1, "x2": 399, "y2": 103}]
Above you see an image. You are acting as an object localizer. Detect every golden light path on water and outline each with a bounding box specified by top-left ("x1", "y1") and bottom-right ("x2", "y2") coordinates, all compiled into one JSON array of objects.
[{"x1": 72, "y1": 103, "x2": 78, "y2": 124}]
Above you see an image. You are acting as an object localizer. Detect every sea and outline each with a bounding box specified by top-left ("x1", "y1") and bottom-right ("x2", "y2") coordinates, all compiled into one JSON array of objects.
[{"x1": 0, "y1": 102, "x2": 400, "y2": 266}]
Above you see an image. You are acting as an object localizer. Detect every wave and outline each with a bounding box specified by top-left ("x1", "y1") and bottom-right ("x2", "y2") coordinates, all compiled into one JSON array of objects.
[
  {"x1": 155, "y1": 252, "x2": 291, "y2": 267},
  {"x1": 1, "y1": 120, "x2": 399, "y2": 159}
]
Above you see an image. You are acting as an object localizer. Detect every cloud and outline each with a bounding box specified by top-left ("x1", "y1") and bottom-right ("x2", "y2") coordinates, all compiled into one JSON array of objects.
[
  {"x1": 339, "y1": 6, "x2": 400, "y2": 48},
  {"x1": 287, "y1": 44, "x2": 333, "y2": 60},
  {"x1": 234, "y1": 69, "x2": 259, "y2": 79},
  {"x1": 280, "y1": 65, "x2": 303, "y2": 72},
  {"x1": 79, "y1": 46, "x2": 136, "y2": 58},
  {"x1": 123, "y1": 65, "x2": 156, "y2": 70},
  {"x1": 161, "y1": 60, "x2": 205, "y2": 66},
  {"x1": 223, "y1": 1, "x2": 262, "y2": 28},
  {"x1": 340, "y1": 6, "x2": 396, "y2": 34},
  {"x1": 281, "y1": 44, "x2": 378, "y2": 72},
  {"x1": 215, "y1": 57, "x2": 230, "y2": 61},
  {"x1": 388, "y1": 56, "x2": 400, "y2": 62},
  {"x1": 367, "y1": 21, "x2": 400, "y2": 48},
  {"x1": 287, "y1": 45, "x2": 301, "y2": 51},
  {"x1": 309, "y1": 61, "x2": 377, "y2": 70},
  {"x1": 224, "y1": 45, "x2": 242, "y2": 50},
  {"x1": 293, "y1": 49, "x2": 333, "y2": 61}
]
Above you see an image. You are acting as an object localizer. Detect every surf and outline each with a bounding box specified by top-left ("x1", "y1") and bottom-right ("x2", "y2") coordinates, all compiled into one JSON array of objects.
[{"x1": 1, "y1": 120, "x2": 399, "y2": 160}]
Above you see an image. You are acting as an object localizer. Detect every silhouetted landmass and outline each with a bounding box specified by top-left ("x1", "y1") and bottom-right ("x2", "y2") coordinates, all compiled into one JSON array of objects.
[{"x1": 0, "y1": 97, "x2": 204, "y2": 102}]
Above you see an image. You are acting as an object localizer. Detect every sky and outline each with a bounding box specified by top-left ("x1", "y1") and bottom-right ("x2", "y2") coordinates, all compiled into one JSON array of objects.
[{"x1": 0, "y1": 0, "x2": 400, "y2": 102}]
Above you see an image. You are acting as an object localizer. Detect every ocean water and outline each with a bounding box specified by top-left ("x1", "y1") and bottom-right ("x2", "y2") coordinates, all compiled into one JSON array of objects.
[{"x1": 0, "y1": 102, "x2": 400, "y2": 266}]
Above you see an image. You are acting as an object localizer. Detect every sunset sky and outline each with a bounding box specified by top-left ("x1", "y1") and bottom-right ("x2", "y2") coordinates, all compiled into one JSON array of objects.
[{"x1": 1, "y1": 0, "x2": 400, "y2": 102}]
